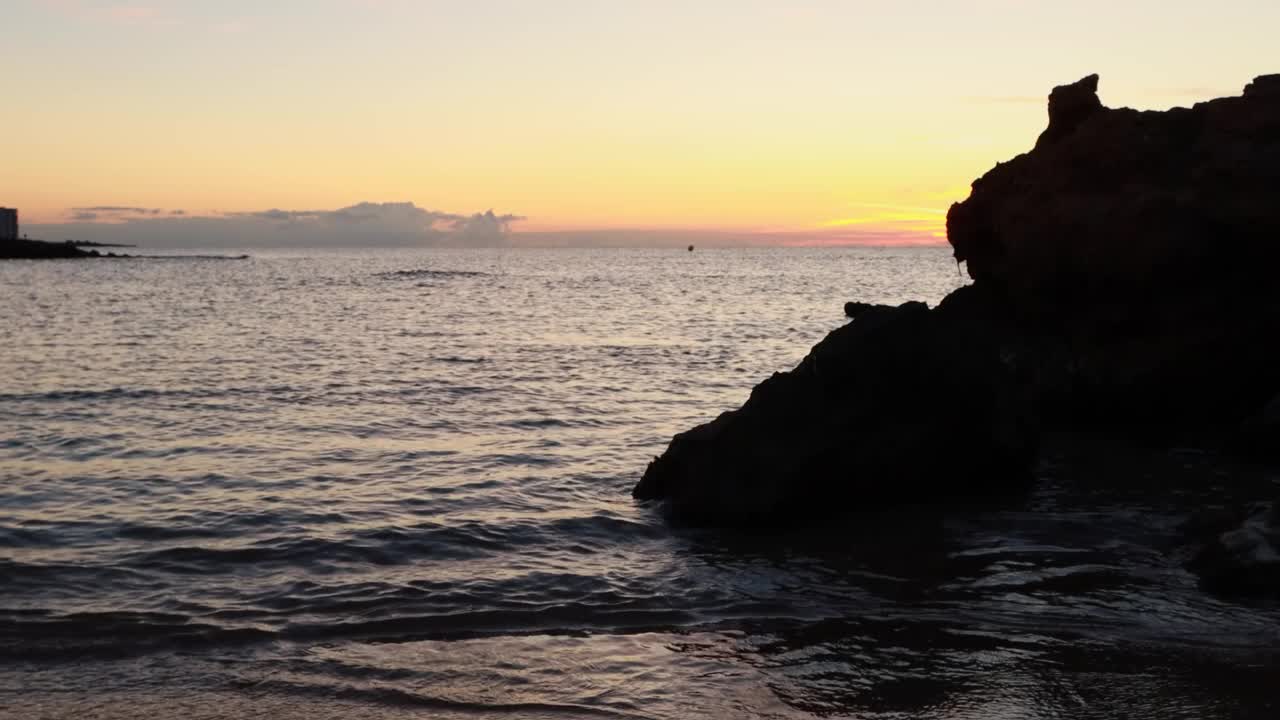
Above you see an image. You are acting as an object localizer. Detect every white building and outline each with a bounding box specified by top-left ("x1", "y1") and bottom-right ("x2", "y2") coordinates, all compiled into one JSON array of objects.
[{"x1": 0, "y1": 208, "x2": 17, "y2": 241}]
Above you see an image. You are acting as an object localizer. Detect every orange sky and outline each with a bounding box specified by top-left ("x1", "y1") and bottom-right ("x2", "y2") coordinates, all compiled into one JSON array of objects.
[{"x1": 5, "y1": 1, "x2": 1277, "y2": 244}]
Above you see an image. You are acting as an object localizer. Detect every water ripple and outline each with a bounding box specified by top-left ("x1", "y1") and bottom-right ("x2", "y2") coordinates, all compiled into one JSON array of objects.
[{"x1": 2, "y1": 248, "x2": 1277, "y2": 718}]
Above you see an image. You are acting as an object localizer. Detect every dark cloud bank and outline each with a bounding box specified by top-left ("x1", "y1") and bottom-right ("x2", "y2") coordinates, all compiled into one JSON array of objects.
[{"x1": 32, "y1": 202, "x2": 525, "y2": 249}]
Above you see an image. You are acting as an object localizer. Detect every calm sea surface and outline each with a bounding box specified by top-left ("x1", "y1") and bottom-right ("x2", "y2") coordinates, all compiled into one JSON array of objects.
[{"x1": 2, "y1": 247, "x2": 1277, "y2": 719}]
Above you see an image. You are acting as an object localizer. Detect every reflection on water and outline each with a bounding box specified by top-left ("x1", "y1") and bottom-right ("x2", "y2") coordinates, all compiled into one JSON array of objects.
[{"x1": 1, "y1": 248, "x2": 1277, "y2": 718}]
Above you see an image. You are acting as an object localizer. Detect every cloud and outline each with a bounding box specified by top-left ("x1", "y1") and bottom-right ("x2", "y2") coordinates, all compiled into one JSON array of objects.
[
  {"x1": 74, "y1": 205, "x2": 164, "y2": 214},
  {"x1": 239, "y1": 208, "x2": 312, "y2": 222},
  {"x1": 448, "y1": 210, "x2": 526, "y2": 241},
  {"x1": 68, "y1": 206, "x2": 165, "y2": 222},
  {"x1": 34, "y1": 201, "x2": 526, "y2": 248},
  {"x1": 226, "y1": 202, "x2": 523, "y2": 242},
  {"x1": 29, "y1": 201, "x2": 946, "y2": 248}
]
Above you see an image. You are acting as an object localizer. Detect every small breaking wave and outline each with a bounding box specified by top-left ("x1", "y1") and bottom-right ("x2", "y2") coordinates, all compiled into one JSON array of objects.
[
  {"x1": 0, "y1": 610, "x2": 275, "y2": 661},
  {"x1": 374, "y1": 268, "x2": 489, "y2": 280}
]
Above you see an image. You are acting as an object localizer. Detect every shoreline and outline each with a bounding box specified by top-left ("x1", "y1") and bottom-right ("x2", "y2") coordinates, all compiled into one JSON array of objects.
[
  {"x1": 1, "y1": 238, "x2": 248, "y2": 260},
  {"x1": 1, "y1": 238, "x2": 106, "y2": 259}
]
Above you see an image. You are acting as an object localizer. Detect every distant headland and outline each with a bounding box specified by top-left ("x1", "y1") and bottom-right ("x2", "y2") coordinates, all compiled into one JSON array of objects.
[
  {"x1": 1, "y1": 207, "x2": 247, "y2": 260},
  {"x1": 1, "y1": 239, "x2": 133, "y2": 260},
  {"x1": 0, "y1": 207, "x2": 121, "y2": 258}
]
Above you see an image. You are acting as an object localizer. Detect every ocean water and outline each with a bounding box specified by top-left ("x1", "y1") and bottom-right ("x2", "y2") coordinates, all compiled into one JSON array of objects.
[{"x1": 1, "y1": 247, "x2": 1277, "y2": 720}]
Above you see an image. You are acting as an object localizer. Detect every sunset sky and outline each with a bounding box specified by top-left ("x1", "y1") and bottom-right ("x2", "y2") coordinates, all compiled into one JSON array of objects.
[{"x1": 5, "y1": 0, "x2": 1277, "y2": 245}]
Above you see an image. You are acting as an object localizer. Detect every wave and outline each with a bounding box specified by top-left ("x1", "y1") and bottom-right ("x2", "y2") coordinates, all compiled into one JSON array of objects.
[
  {"x1": 374, "y1": 269, "x2": 489, "y2": 280},
  {"x1": 233, "y1": 677, "x2": 649, "y2": 719},
  {"x1": 0, "y1": 610, "x2": 274, "y2": 661},
  {"x1": 0, "y1": 598, "x2": 706, "y2": 663},
  {"x1": 0, "y1": 385, "x2": 301, "y2": 404}
]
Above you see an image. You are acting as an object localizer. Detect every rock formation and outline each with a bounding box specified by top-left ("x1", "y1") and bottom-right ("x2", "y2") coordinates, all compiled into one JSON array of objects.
[
  {"x1": 951, "y1": 72, "x2": 1280, "y2": 308},
  {"x1": 0, "y1": 239, "x2": 102, "y2": 259},
  {"x1": 1034, "y1": 74, "x2": 1103, "y2": 149},
  {"x1": 636, "y1": 74, "x2": 1280, "y2": 531},
  {"x1": 948, "y1": 72, "x2": 1280, "y2": 425},
  {"x1": 634, "y1": 287, "x2": 1037, "y2": 524},
  {"x1": 842, "y1": 301, "x2": 890, "y2": 319}
]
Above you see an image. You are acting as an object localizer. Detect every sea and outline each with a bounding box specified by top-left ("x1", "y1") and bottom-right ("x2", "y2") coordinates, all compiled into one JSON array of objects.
[{"x1": 2, "y1": 247, "x2": 1277, "y2": 719}]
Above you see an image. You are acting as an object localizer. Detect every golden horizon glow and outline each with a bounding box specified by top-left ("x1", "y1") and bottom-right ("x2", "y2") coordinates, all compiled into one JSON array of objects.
[{"x1": 5, "y1": 1, "x2": 1277, "y2": 245}]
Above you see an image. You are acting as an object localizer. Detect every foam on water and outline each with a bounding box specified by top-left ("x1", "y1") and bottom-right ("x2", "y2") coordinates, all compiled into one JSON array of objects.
[{"x1": 1, "y1": 247, "x2": 1278, "y2": 718}]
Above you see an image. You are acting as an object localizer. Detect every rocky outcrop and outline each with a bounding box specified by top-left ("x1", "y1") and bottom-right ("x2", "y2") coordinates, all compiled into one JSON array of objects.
[
  {"x1": 948, "y1": 73, "x2": 1280, "y2": 425},
  {"x1": 0, "y1": 239, "x2": 102, "y2": 259},
  {"x1": 843, "y1": 301, "x2": 890, "y2": 318},
  {"x1": 634, "y1": 286, "x2": 1038, "y2": 524},
  {"x1": 637, "y1": 74, "x2": 1280, "y2": 529},
  {"x1": 950, "y1": 73, "x2": 1280, "y2": 307},
  {"x1": 1035, "y1": 74, "x2": 1103, "y2": 149}
]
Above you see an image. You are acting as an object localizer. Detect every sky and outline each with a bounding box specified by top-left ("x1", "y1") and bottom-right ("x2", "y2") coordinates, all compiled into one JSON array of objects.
[{"x1": 4, "y1": 0, "x2": 1278, "y2": 247}]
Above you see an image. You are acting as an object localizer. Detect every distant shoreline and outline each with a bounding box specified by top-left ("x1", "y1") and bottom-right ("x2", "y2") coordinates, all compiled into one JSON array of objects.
[
  {"x1": 1, "y1": 238, "x2": 104, "y2": 259},
  {"x1": 1, "y1": 238, "x2": 247, "y2": 260},
  {"x1": 67, "y1": 240, "x2": 135, "y2": 248}
]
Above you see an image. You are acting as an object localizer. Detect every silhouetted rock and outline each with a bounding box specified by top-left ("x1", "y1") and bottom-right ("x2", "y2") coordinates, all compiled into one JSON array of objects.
[
  {"x1": 842, "y1": 301, "x2": 890, "y2": 318},
  {"x1": 1244, "y1": 74, "x2": 1280, "y2": 98},
  {"x1": 634, "y1": 286, "x2": 1037, "y2": 525},
  {"x1": 638, "y1": 73, "x2": 1280, "y2": 529},
  {"x1": 1035, "y1": 74, "x2": 1103, "y2": 148},
  {"x1": 1, "y1": 239, "x2": 99, "y2": 259},
  {"x1": 947, "y1": 73, "x2": 1280, "y2": 425},
  {"x1": 951, "y1": 73, "x2": 1280, "y2": 308}
]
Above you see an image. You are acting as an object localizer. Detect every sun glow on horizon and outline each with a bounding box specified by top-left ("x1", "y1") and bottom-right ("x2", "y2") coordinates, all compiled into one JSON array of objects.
[{"x1": 5, "y1": 1, "x2": 1277, "y2": 246}]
